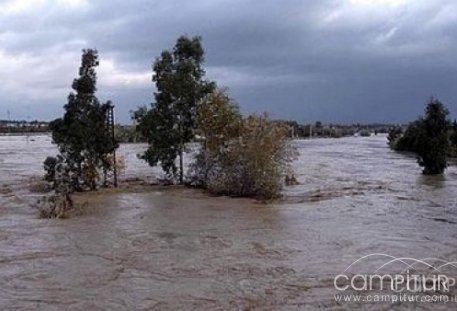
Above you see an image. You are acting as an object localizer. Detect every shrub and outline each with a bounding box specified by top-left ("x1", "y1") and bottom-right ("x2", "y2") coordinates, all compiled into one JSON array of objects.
[
  {"x1": 43, "y1": 156, "x2": 58, "y2": 184},
  {"x1": 35, "y1": 195, "x2": 73, "y2": 219},
  {"x1": 37, "y1": 156, "x2": 74, "y2": 218},
  {"x1": 359, "y1": 130, "x2": 371, "y2": 137},
  {"x1": 190, "y1": 90, "x2": 297, "y2": 199}
]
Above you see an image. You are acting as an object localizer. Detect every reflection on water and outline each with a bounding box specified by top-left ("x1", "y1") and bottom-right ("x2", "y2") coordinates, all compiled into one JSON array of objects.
[{"x1": 1, "y1": 134, "x2": 457, "y2": 309}]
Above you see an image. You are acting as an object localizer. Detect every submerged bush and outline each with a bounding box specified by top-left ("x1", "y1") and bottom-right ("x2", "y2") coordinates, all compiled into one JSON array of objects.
[
  {"x1": 359, "y1": 130, "x2": 371, "y2": 137},
  {"x1": 190, "y1": 89, "x2": 297, "y2": 199},
  {"x1": 37, "y1": 157, "x2": 74, "y2": 218},
  {"x1": 35, "y1": 195, "x2": 73, "y2": 219}
]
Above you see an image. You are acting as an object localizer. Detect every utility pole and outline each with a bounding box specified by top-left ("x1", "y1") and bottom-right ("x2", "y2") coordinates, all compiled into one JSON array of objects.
[{"x1": 106, "y1": 102, "x2": 117, "y2": 187}]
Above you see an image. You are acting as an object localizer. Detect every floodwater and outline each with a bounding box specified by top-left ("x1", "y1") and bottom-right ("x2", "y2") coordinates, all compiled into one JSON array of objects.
[{"x1": 1, "y1": 134, "x2": 457, "y2": 310}]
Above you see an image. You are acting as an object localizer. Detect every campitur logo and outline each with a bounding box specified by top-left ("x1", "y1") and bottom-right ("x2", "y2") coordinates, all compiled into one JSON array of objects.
[{"x1": 334, "y1": 254, "x2": 457, "y2": 294}]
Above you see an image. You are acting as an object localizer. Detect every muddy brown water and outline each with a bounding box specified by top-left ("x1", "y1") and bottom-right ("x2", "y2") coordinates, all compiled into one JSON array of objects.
[{"x1": 1, "y1": 134, "x2": 457, "y2": 310}]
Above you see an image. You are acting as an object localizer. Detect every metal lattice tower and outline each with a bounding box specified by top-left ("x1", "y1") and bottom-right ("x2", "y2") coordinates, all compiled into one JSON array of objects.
[{"x1": 105, "y1": 101, "x2": 118, "y2": 187}]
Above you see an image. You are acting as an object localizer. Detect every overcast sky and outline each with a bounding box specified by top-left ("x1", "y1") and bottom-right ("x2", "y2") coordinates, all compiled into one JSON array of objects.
[{"x1": 0, "y1": 0, "x2": 456, "y2": 124}]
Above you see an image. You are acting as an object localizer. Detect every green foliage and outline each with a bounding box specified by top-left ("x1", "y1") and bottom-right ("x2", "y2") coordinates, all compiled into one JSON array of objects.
[
  {"x1": 37, "y1": 155, "x2": 74, "y2": 218},
  {"x1": 389, "y1": 98, "x2": 450, "y2": 175},
  {"x1": 190, "y1": 90, "x2": 243, "y2": 186},
  {"x1": 43, "y1": 156, "x2": 57, "y2": 184},
  {"x1": 418, "y1": 99, "x2": 450, "y2": 175},
  {"x1": 48, "y1": 49, "x2": 118, "y2": 190},
  {"x1": 197, "y1": 89, "x2": 242, "y2": 152},
  {"x1": 136, "y1": 35, "x2": 215, "y2": 183},
  {"x1": 393, "y1": 120, "x2": 425, "y2": 152},
  {"x1": 190, "y1": 89, "x2": 297, "y2": 199},
  {"x1": 387, "y1": 126, "x2": 403, "y2": 148}
]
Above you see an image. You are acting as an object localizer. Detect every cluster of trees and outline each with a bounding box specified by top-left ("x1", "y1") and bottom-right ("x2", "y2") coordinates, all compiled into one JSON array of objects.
[
  {"x1": 132, "y1": 36, "x2": 295, "y2": 199},
  {"x1": 44, "y1": 36, "x2": 295, "y2": 207},
  {"x1": 43, "y1": 33, "x2": 454, "y2": 215},
  {"x1": 388, "y1": 98, "x2": 454, "y2": 175}
]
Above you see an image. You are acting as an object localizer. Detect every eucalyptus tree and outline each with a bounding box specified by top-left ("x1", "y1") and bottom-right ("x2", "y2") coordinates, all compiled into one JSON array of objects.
[{"x1": 137, "y1": 35, "x2": 215, "y2": 183}]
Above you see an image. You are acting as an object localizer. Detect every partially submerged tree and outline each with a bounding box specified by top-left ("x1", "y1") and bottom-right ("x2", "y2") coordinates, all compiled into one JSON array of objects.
[
  {"x1": 136, "y1": 35, "x2": 215, "y2": 183},
  {"x1": 190, "y1": 89, "x2": 297, "y2": 199},
  {"x1": 418, "y1": 98, "x2": 450, "y2": 175},
  {"x1": 389, "y1": 98, "x2": 450, "y2": 175},
  {"x1": 47, "y1": 49, "x2": 118, "y2": 191}
]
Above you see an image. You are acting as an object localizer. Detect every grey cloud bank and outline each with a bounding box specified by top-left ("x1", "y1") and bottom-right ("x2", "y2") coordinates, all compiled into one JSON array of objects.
[{"x1": 0, "y1": 0, "x2": 456, "y2": 123}]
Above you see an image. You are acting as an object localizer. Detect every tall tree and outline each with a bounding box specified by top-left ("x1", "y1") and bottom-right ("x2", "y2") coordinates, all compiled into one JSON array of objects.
[
  {"x1": 417, "y1": 98, "x2": 450, "y2": 175},
  {"x1": 48, "y1": 49, "x2": 118, "y2": 190},
  {"x1": 137, "y1": 35, "x2": 215, "y2": 183}
]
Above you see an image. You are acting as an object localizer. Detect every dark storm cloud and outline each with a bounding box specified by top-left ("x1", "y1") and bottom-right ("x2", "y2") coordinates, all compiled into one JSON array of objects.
[{"x1": 0, "y1": 0, "x2": 456, "y2": 123}]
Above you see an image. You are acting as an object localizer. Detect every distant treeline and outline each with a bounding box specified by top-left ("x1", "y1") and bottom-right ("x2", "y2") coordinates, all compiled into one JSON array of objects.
[
  {"x1": 113, "y1": 121, "x2": 395, "y2": 143},
  {"x1": 271, "y1": 121, "x2": 393, "y2": 139},
  {"x1": 0, "y1": 120, "x2": 49, "y2": 133},
  {"x1": 114, "y1": 125, "x2": 140, "y2": 143},
  {"x1": 0, "y1": 118, "x2": 396, "y2": 139}
]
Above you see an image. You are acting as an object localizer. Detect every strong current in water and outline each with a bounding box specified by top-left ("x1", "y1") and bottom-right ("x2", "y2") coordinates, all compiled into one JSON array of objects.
[{"x1": 1, "y1": 134, "x2": 457, "y2": 310}]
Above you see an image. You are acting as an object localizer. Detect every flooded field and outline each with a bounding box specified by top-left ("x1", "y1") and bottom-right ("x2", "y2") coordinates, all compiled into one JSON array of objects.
[{"x1": 1, "y1": 134, "x2": 457, "y2": 310}]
